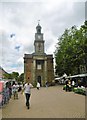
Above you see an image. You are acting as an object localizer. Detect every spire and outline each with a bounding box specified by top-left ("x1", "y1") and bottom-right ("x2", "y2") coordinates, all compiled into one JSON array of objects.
[{"x1": 38, "y1": 20, "x2": 40, "y2": 25}]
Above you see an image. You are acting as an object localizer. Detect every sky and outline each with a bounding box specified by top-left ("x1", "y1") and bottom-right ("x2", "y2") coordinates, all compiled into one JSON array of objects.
[{"x1": 0, "y1": 0, "x2": 86, "y2": 74}]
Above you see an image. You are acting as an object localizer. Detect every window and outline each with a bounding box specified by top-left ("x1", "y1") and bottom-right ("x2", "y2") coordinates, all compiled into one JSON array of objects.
[
  {"x1": 37, "y1": 29, "x2": 41, "y2": 33},
  {"x1": 37, "y1": 64, "x2": 41, "y2": 70}
]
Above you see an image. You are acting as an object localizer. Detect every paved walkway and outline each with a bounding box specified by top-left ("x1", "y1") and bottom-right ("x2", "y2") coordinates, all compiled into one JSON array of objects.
[{"x1": 1, "y1": 86, "x2": 85, "y2": 118}]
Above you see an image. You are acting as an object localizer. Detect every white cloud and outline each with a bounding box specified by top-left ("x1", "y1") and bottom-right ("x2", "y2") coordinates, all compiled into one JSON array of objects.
[{"x1": 0, "y1": 0, "x2": 85, "y2": 74}]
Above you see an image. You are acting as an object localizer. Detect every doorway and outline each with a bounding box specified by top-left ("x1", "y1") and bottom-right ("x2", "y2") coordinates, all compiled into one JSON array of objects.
[{"x1": 37, "y1": 76, "x2": 42, "y2": 86}]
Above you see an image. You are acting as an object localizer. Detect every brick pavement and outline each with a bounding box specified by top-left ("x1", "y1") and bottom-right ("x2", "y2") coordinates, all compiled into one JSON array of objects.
[{"x1": 1, "y1": 86, "x2": 85, "y2": 118}]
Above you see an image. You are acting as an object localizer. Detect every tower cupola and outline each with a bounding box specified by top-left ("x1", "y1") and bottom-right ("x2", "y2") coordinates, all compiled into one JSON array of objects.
[{"x1": 36, "y1": 23, "x2": 42, "y2": 34}]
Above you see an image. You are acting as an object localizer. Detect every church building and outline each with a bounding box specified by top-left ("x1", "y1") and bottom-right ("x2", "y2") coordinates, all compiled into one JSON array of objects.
[{"x1": 24, "y1": 23, "x2": 54, "y2": 86}]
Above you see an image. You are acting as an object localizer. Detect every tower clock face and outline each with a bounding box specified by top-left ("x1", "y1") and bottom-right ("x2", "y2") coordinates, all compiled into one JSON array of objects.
[{"x1": 38, "y1": 35, "x2": 41, "y2": 39}]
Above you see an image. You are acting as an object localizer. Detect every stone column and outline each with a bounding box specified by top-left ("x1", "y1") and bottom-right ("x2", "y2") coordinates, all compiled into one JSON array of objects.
[
  {"x1": 24, "y1": 59, "x2": 26, "y2": 83},
  {"x1": 33, "y1": 59, "x2": 36, "y2": 85},
  {"x1": 44, "y1": 60, "x2": 47, "y2": 85}
]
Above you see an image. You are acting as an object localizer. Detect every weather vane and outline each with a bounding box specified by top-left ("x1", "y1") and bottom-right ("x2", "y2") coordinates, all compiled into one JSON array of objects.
[{"x1": 38, "y1": 20, "x2": 40, "y2": 25}]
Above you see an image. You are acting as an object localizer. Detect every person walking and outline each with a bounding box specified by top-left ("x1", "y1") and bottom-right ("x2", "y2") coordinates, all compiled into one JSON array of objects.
[
  {"x1": 24, "y1": 82, "x2": 33, "y2": 109},
  {"x1": 45, "y1": 81, "x2": 48, "y2": 88},
  {"x1": 71, "y1": 80, "x2": 75, "y2": 88},
  {"x1": 12, "y1": 83, "x2": 19, "y2": 99},
  {"x1": 37, "y1": 82, "x2": 40, "y2": 90},
  {"x1": 65, "y1": 79, "x2": 68, "y2": 92}
]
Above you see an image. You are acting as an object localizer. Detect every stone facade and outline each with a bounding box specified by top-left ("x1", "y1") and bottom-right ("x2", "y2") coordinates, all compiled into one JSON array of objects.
[{"x1": 24, "y1": 24, "x2": 54, "y2": 86}]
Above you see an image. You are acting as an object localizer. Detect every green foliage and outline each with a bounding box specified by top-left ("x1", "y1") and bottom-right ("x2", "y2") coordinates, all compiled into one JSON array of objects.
[
  {"x1": 73, "y1": 88, "x2": 86, "y2": 95},
  {"x1": 3, "y1": 72, "x2": 19, "y2": 81},
  {"x1": 63, "y1": 85, "x2": 66, "y2": 90},
  {"x1": 3, "y1": 72, "x2": 24, "y2": 83},
  {"x1": 55, "y1": 21, "x2": 87, "y2": 76},
  {"x1": 11, "y1": 72, "x2": 19, "y2": 81},
  {"x1": 3, "y1": 73, "x2": 13, "y2": 79}
]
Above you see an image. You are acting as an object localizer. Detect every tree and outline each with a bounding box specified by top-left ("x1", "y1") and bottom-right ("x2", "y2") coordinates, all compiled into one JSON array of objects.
[
  {"x1": 3, "y1": 73, "x2": 13, "y2": 79},
  {"x1": 3, "y1": 71, "x2": 24, "y2": 83},
  {"x1": 55, "y1": 21, "x2": 87, "y2": 76},
  {"x1": 3, "y1": 72, "x2": 19, "y2": 82},
  {"x1": 11, "y1": 72, "x2": 19, "y2": 81}
]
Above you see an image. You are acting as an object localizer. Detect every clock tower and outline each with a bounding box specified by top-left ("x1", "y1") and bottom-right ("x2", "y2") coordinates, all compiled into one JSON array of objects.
[
  {"x1": 24, "y1": 23, "x2": 54, "y2": 87},
  {"x1": 34, "y1": 23, "x2": 44, "y2": 54}
]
